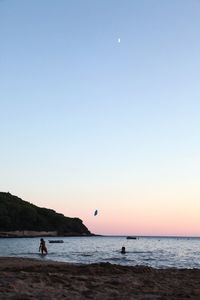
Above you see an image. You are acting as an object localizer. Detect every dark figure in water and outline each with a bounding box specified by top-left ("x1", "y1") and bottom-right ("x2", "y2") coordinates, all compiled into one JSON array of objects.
[
  {"x1": 39, "y1": 238, "x2": 48, "y2": 254},
  {"x1": 121, "y1": 246, "x2": 126, "y2": 254}
]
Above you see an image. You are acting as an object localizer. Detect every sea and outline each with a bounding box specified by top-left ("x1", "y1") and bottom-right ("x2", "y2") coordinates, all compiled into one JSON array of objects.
[{"x1": 0, "y1": 236, "x2": 200, "y2": 269}]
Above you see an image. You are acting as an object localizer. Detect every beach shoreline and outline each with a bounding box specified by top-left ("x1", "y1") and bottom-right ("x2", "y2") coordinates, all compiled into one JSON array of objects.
[{"x1": 0, "y1": 257, "x2": 200, "y2": 299}]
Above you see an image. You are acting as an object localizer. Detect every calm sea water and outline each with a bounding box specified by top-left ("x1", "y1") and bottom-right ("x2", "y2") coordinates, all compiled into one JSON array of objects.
[{"x1": 0, "y1": 236, "x2": 200, "y2": 269}]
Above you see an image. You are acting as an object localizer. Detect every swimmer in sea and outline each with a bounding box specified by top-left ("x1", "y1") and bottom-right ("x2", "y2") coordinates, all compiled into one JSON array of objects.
[{"x1": 121, "y1": 246, "x2": 126, "y2": 254}]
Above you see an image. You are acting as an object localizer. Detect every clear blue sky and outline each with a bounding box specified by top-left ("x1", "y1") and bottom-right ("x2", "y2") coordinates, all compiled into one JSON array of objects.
[{"x1": 1, "y1": 0, "x2": 200, "y2": 235}]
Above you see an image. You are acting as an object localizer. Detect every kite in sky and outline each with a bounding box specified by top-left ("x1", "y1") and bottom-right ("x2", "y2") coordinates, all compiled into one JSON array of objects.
[{"x1": 94, "y1": 210, "x2": 98, "y2": 216}]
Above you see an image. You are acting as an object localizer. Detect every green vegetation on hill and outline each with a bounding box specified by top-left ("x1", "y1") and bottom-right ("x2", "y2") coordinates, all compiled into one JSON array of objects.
[{"x1": 0, "y1": 192, "x2": 91, "y2": 235}]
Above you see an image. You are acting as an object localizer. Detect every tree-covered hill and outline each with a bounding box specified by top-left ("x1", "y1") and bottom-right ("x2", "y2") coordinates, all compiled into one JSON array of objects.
[{"x1": 0, "y1": 192, "x2": 91, "y2": 236}]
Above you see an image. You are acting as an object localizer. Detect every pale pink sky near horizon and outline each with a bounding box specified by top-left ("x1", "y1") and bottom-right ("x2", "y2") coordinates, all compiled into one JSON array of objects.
[{"x1": 13, "y1": 179, "x2": 200, "y2": 237}]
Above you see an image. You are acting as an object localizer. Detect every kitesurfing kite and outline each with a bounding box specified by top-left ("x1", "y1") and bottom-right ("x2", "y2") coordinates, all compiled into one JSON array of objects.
[{"x1": 94, "y1": 209, "x2": 98, "y2": 216}]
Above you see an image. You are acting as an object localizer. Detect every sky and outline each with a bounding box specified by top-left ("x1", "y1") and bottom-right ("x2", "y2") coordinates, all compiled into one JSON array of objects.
[{"x1": 1, "y1": 0, "x2": 200, "y2": 236}]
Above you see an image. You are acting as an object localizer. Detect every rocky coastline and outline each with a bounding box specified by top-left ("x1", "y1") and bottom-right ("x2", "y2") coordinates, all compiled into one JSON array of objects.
[{"x1": 0, "y1": 230, "x2": 93, "y2": 238}]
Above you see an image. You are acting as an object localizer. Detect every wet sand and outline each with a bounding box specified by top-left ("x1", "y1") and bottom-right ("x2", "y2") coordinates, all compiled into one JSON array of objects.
[{"x1": 0, "y1": 257, "x2": 200, "y2": 299}]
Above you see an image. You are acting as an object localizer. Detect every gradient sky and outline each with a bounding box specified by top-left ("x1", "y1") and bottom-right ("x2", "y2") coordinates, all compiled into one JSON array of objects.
[{"x1": 1, "y1": 0, "x2": 200, "y2": 236}]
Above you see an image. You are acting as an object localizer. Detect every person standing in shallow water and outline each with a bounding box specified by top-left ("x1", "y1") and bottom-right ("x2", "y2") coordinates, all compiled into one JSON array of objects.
[{"x1": 39, "y1": 238, "x2": 48, "y2": 254}]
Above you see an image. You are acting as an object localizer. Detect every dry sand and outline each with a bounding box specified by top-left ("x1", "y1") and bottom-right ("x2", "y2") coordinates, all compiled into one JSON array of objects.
[{"x1": 0, "y1": 257, "x2": 200, "y2": 299}]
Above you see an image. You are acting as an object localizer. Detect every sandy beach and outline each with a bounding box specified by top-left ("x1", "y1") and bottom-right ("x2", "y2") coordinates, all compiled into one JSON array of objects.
[{"x1": 0, "y1": 257, "x2": 200, "y2": 299}]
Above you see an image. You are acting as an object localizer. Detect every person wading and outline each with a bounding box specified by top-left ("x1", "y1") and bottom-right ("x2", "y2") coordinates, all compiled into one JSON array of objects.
[{"x1": 39, "y1": 238, "x2": 48, "y2": 254}]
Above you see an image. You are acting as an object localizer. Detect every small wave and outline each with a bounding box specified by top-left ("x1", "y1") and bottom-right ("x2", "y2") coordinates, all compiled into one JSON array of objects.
[
  {"x1": 102, "y1": 257, "x2": 122, "y2": 262},
  {"x1": 102, "y1": 257, "x2": 135, "y2": 264},
  {"x1": 102, "y1": 257, "x2": 130, "y2": 262},
  {"x1": 128, "y1": 251, "x2": 153, "y2": 254},
  {"x1": 9, "y1": 252, "x2": 39, "y2": 255},
  {"x1": 143, "y1": 257, "x2": 157, "y2": 261}
]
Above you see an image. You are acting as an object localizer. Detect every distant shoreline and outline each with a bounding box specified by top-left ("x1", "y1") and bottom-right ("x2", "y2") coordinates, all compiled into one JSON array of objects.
[
  {"x1": 0, "y1": 232, "x2": 200, "y2": 238},
  {"x1": 0, "y1": 230, "x2": 96, "y2": 238}
]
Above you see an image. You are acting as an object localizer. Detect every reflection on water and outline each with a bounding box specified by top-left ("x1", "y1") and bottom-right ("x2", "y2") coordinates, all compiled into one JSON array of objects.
[{"x1": 0, "y1": 236, "x2": 200, "y2": 269}]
